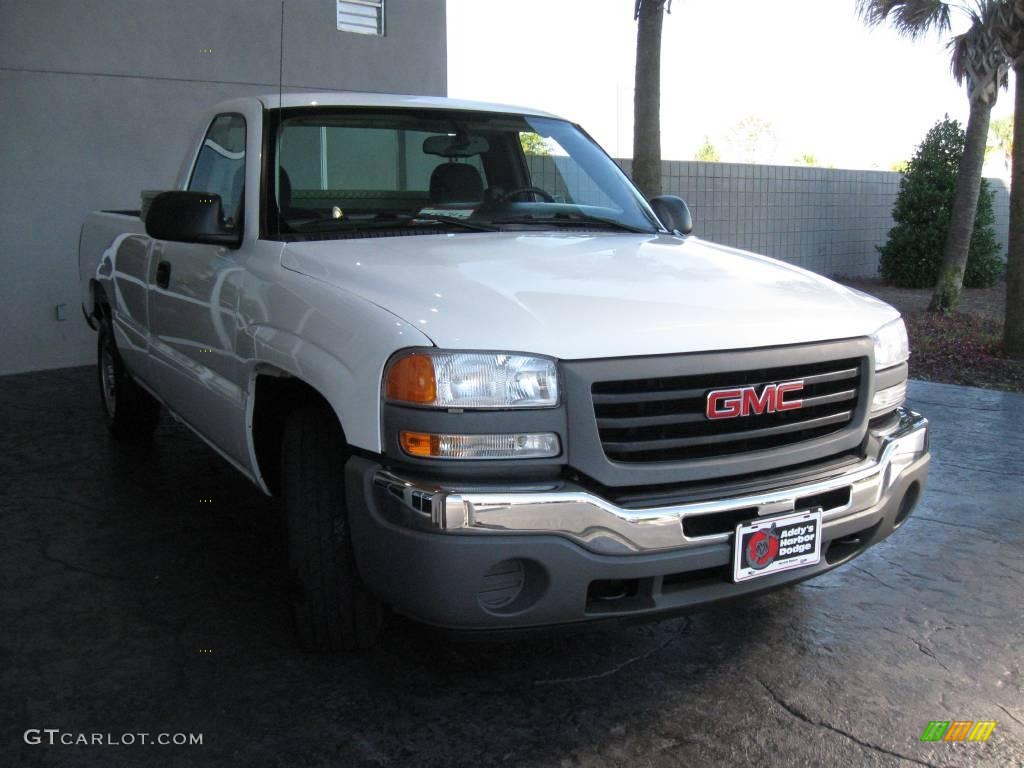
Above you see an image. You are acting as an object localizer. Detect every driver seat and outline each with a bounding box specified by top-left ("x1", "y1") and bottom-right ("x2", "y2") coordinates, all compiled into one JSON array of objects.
[{"x1": 429, "y1": 162, "x2": 484, "y2": 205}]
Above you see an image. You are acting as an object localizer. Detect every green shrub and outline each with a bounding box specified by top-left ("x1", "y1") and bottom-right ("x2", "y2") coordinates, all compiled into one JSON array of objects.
[
  {"x1": 879, "y1": 117, "x2": 1004, "y2": 289},
  {"x1": 963, "y1": 179, "x2": 1004, "y2": 287}
]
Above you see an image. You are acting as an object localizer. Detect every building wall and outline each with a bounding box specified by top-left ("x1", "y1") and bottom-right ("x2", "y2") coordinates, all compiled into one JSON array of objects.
[
  {"x1": 991, "y1": 179, "x2": 1012, "y2": 255},
  {"x1": 0, "y1": 0, "x2": 446, "y2": 375}
]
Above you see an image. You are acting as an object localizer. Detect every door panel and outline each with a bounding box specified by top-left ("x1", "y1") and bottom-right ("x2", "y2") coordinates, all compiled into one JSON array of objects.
[
  {"x1": 145, "y1": 112, "x2": 250, "y2": 465},
  {"x1": 147, "y1": 240, "x2": 247, "y2": 462}
]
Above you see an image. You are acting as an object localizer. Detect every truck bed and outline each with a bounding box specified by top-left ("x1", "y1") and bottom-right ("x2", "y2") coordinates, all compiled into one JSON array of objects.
[{"x1": 78, "y1": 210, "x2": 147, "y2": 319}]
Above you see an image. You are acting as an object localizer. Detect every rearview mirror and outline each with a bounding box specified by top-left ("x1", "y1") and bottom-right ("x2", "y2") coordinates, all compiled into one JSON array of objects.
[
  {"x1": 145, "y1": 191, "x2": 242, "y2": 248},
  {"x1": 423, "y1": 133, "x2": 490, "y2": 158},
  {"x1": 649, "y1": 195, "x2": 693, "y2": 235}
]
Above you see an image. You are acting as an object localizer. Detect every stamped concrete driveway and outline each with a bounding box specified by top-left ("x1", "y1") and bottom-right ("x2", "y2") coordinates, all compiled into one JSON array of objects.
[{"x1": 1, "y1": 368, "x2": 1022, "y2": 768}]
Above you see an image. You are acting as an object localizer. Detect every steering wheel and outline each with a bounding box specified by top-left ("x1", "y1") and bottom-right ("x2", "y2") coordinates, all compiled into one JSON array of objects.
[{"x1": 494, "y1": 186, "x2": 556, "y2": 203}]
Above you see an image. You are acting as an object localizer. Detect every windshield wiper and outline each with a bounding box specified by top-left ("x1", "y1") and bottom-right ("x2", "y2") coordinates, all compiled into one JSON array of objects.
[
  {"x1": 286, "y1": 213, "x2": 499, "y2": 235},
  {"x1": 406, "y1": 214, "x2": 499, "y2": 232},
  {"x1": 490, "y1": 213, "x2": 655, "y2": 234}
]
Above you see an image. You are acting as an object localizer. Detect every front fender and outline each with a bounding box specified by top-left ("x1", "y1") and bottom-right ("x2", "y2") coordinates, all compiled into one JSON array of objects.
[
  {"x1": 243, "y1": 320, "x2": 431, "y2": 454},
  {"x1": 237, "y1": 242, "x2": 434, "y2": 459}
]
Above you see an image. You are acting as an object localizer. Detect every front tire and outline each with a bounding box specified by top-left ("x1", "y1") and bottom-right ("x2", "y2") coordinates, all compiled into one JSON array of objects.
[
  {"x1": 281, "y1": 407, "x2": 383, "y2": 651},
  {"x1": 97, "y1": 320, "x2": 160, "y2": 440}
]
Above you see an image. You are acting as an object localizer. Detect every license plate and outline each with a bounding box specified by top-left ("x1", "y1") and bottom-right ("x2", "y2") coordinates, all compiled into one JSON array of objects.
[{"x1": 733, "y1": 509, "x2": 822, "y2": 582}]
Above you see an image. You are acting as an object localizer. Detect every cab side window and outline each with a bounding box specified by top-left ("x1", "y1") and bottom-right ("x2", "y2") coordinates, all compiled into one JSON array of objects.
[{"x1": 189, "y1": 114, "x2": 246, "y2": 226}]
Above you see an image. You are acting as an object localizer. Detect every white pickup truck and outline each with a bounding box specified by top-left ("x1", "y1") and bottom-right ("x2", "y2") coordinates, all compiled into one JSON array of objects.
[{"x1": 79, "y1": 93, "x2": 930, "y2": 650}]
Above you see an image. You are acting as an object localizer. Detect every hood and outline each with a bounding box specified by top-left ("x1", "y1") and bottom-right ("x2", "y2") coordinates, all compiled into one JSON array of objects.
[{"x1": 281, "y1": 232, "x2": 898, "y2": 360}]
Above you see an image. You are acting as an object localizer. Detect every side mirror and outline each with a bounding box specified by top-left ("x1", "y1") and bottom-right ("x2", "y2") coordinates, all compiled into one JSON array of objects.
[
  {"x1": 649, "y1": 195, "x2": 693, "y2": 235},
  {"x1": 145, "y1": 191, "x2": 242, "y2": 248}
]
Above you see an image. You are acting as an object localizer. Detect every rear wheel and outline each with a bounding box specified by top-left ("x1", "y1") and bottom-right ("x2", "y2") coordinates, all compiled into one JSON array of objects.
[
  {"x1": 97, "y1": 319, "x2": 160, "y2": 439},
  {"x1": 282, "y1": 407, "x2": 383, "y2": 651}
]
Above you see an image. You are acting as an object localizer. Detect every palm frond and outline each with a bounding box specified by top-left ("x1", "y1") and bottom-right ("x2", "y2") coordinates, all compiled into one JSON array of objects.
[
  {"x1": 857, "y1": 0, "x2": 953, "y2": 39},
  {"x1": 948, "y1": 3, "x2": 1009, "y2": 102}
]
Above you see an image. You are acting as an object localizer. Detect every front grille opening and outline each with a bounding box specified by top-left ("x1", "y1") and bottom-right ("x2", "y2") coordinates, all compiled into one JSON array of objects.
[
  {"x1": 795, "y1": 486, "x2": 850, "y2": 513},
  {"x1": 580, "y1": 450, "x2": 864, "y2": 510},
  {"x1": 592, "y1": 358, "x2": 859, "y2": 397},
  {"x1": 605, "y1": 424, "x2": 846, "y2": 462},
  {"x1": 593, "y1": 357, "x2": 866, "y2": 463},
  {"x1": 683, "y1": 507, "x2": 758, "y2": 538},
  {"x1": 660, "y1": 566, "x2": 730, "y2": 593}
]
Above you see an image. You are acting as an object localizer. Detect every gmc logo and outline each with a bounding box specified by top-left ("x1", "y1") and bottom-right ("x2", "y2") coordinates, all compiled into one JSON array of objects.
[{"x1": 706, "y1": 380, "x2": 804, "y2": 420}]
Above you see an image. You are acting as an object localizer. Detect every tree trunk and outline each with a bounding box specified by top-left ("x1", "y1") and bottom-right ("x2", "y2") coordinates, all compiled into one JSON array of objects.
[
  {"x1": 929, "y1": 98, "x2": 993, "y2": 312},
  {"x1": 1005, "y1": 65, "x2": 1024, "y2": 359},
  {"x1": 633, "y1": 2, "x2": 664, "y2": 198}
]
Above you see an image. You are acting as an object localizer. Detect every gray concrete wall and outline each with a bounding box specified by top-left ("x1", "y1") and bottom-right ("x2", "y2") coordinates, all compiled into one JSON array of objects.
[
  {"x1": 0, "y1": 0, "x2": 446, "y2": 375},
  {"x1": 616, "y1": 159, "x2": 1011, "y2": 278},
  {"x1": 987, "y1": 178, "x2": 1011, "y2": 258}
]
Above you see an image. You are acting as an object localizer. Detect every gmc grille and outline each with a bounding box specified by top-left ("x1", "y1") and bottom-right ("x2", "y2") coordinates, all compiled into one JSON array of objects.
[{"x1": 591, "y1": 357, "x2": 865, "y2": 463}]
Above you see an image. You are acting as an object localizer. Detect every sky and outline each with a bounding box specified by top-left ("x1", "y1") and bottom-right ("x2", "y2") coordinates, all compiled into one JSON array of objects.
[{"x1": 446, "y1": 0, "x2": 1015, "y2": 173}]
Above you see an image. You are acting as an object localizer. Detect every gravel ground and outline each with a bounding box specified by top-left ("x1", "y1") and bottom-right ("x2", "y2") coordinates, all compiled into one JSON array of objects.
[{"x1": 839, "y1": 278, "x2": 1024, "y2": 392}]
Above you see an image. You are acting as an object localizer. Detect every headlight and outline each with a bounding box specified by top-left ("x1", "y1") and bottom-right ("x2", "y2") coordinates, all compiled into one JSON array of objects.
[
  {"x1": 871, "y1": 381, "x2": 907, "y2": 417},
  {"x1": 385, "y1": 351, "x2": 559, "y2": 409},
  {"x1": 871, "y1": 318, "x2": 909, "y2": 371}
]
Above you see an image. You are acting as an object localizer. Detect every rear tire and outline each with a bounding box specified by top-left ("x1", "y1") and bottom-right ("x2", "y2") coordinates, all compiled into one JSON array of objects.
[
  {"x1": 281, "y1": 407, "x2": 383, "y2": 651},
  {"x1": 97, "y1": 319, "x2": 160, "y2": 440}
]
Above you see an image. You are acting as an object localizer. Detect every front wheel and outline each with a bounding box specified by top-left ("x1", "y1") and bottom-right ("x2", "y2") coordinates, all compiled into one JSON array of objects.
[
  {"x1": 282, "y1": 407, "x2": 383, "y2": 651},
  {"x1": 97, "y1": 320, "x2": 160, "y2": 440}
]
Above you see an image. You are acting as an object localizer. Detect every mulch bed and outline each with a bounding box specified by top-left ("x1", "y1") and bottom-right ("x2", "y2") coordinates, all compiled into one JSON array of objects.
[{"x1": 839, "y1": 278, "x2": 1024, "y2": 393}]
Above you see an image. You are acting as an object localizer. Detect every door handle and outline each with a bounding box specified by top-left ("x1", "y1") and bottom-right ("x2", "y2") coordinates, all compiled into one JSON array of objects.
[{"x1": 155, "y1": 261, "x2": 171, "y2": 289}]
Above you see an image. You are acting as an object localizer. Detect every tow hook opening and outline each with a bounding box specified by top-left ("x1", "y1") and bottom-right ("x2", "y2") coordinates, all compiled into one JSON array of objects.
[
  {"x1": 586, "y1": 578, "x2": 653, "y2": 614},
  {"x1": 825, "y1": 521, "x2": 881, "y2": 564},
  {"x1": 590, "y1": 579, "x2": 636, "y2": 601}
]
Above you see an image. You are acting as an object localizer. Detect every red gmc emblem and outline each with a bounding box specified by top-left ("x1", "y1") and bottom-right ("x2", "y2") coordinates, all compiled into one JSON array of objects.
[{"x1": 706, "y1": 380, "x2": 804, "y2": 420}]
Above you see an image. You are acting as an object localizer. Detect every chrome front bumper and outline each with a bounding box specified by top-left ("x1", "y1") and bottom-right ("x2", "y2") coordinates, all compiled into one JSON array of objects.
[{"x1": 372, "y1": 409, "x2": 930, "y2": 556}]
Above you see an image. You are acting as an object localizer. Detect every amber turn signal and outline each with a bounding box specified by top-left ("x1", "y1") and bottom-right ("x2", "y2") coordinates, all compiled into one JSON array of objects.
[
  {"x1": 386, "y1": 354, "x2": 437, "y2": 404},
  {"x1": 399, "y1": 431, "x2": 561, "y2": 460},
  {"x1": 400, "y1": 431, "x2": 441, "y2": 457}
]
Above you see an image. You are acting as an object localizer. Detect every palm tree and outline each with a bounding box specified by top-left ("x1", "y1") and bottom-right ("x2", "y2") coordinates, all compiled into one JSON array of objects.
[
  {"x1": 858, "y1": 1, "x2": 1008, "y2": 312},
  {"x1": 633, "y1": 0, "x2": 672, "y2": 197},
  {"x1": 994, "y1": 1, "x2": 1024, "y2": 357}
]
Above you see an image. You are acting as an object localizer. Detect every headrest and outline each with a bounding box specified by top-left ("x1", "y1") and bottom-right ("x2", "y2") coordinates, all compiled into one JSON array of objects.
[{"x1": 429, "y1": 163, "x2": 483, "y2": 204}]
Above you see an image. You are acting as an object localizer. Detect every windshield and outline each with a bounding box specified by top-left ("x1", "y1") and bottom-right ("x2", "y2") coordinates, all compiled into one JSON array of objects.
[{"x1": 265, "y1": 107, "x2": 662, "y2": 239}]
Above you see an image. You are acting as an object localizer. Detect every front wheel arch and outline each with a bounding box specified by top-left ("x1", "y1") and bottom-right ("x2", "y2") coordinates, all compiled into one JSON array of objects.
[{"x1": 250, "y1": 369, "x2": 345, "y2": 496}]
